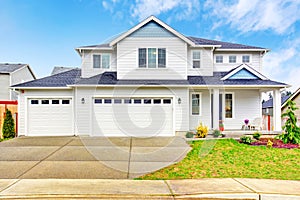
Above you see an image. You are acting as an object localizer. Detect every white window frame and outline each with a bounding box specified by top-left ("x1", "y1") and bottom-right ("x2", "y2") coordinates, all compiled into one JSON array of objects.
[
  {"x1": 224, "y1": 92, "x2": 234, "y2": 119},
  {"x1": 137, "y1": 48, "x2": 167, "y2": 68},
  {"x1": 215, "y1": 55, "x2": 223, "y2": 63},
  {"x1": 229, "y1": 55, "x2": 237, "y2": 63},
  {"x1": 92, "y1": 53, "x2": 111, "y2": 69},
  {"x1": 192, "y1": 50, "x2": 201, "y2": 68},
  {"x1": 242, "y1": 55, "x2": 251, "y2": 63},
  {"x1": 190, "y1": 93, "x2": 202, "y2": 116}
]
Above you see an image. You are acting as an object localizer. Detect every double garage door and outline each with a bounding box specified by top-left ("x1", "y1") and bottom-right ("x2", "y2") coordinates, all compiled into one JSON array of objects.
[
  {"x1": 27, "y1": 98, "x2": 73, "y2": 136},
  {"x1": 27, "y1": 97, "x2": 173, "y2": 137},
  {"x1": 92, "y1": 97, "x2": 174, "y2": 137}
]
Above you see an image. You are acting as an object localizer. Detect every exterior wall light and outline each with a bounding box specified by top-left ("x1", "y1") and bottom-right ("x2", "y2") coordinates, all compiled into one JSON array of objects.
[
  {"x1": 178, "y1": 98, "x2": 182, "y2": 104},
  {"x1": 81, "y1": 98, "x2": 85, "y2": 104}
]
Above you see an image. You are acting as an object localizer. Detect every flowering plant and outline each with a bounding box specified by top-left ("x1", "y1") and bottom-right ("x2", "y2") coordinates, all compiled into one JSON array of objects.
[{"x1": 244, "y1": 119, "x2": 249, "y2": 125}]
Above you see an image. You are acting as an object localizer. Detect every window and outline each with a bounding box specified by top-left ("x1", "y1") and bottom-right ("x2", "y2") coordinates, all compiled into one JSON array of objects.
[
  {"x1": 154, "y1": 99, "x2": 161, "y2": 104},
  {"x1": 216, "y1": 55, "x2": 223, "y2": 63},
  {"x1": 225, "y1": 93, "x2": 233, "y2": 118},
  {"x1": 41, "y1": 100, "x2": 49, "y2": 104},
  {"x1": 114, "y1": 99, "x2": 122, "y2": 104},
  {"x1": 94, "y1": 99, "x2": 102, "y2": 104},
  {"x1": 163, "y1": 99, "x2": 171, "y2": 104},
  {"x1": 138, "y1": 48, "x2": 166, "y2": 68},
  {"x1": 124, "y1": 99, "x2": 132, "y2": 104},
  {"x1": 229, "y1": 55, "x2": 236, "y2": 63},
  {"x1": 144, "y1": 99, "x2": 151, "y2": 104},
  {"x1": 191, "y1": 94, "x2": 200, "y2": 115},
  {"x1": 104, "y1": 99, "x2": 112, "y2": 104},
  {"x1": 62, "y1": 100, "x2": 70, "y2": 104},
  {"x1": 52, "y1": 100, "x2": 59, "y2": 104},
  {"x1": 93, "y1": 54, "x2": 110, "y2": 69},
  {"x1": 192, "y1": 51, "x2": 201, "y2": 68},
  {"x1": 134, "y1": 99, "x2": 142, "y2": 104},
  {"x1": 31, "y1": 100, "x2": 39, "y2": 104},
  {"x1": 242, "y1": 55, "x2": 250, "y2": 63}
]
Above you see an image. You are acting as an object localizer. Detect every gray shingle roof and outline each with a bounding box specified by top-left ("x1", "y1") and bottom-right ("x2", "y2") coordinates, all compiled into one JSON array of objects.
[
  {"x1": 262, "y1": 95, "x2": 290, "y2": 109},
  {"x1": 187, "y1": 37, "x2": 265, "y2": 49},
  {"x1": 0, "y1": 63, "x2": 28, "y2": 74},
  {"x1": 12, "y1": 68, "x2": 81, "y2": 87},
  {"x1": 13, "y1": 69, "x2": 287, "y2": 88}
]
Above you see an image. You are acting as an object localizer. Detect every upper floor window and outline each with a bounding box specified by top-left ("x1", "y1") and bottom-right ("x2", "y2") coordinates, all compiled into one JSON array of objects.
[
  {"x1": 93, "y1": 54, "x2": 110, "y2": 69},
  {"x1": 192, "y1": 51, "x2": 201, "y2": 68},
  {"x1": 138, "y1": 48, "x2": 166, "y2": 68},
  {"x1": 215, "y1": 55, "x2": 223, "y2": 63},
  {"x1": 242, "y1": 55, "x2": 250, "y2": 63},
  {"x1": 229, "y1": 55, "x2": 236, "y2": 63}
]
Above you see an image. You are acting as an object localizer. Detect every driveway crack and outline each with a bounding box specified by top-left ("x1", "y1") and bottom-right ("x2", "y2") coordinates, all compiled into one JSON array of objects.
[
  {"x1": 126, "y1": 137, "x2": 133, "y2": 179},
  {"x1": 16, "y1": 138, "x2": 74, "y2": 179}
]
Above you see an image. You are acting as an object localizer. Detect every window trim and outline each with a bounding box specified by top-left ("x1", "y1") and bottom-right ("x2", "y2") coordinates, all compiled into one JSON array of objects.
[
  {"x1": 224, "y1": 92, "x2": 234, "y2": 119},
  {"x1": 215, "y1": 55, "x2": 223, "y2": 63},
  {"x1": 137, "y1": 48, "x2": 167, "y2": 68},
  {"x1": 92, "y1": 53, "x2": 111, "y2": 69},
  {"x1": 192, "y1": 50, "x2": 201, "y2": 68},
  {"x1": 190, "y1": 92, "x2": 202, "y2": 116},
  {"x1": 229, "y1": 55, "x2": 237, "y2": 63}
]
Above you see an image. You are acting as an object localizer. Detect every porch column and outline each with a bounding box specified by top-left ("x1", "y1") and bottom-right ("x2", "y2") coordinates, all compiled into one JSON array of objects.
[
  {"x1": 273, "y1": 89, "x2": 281, "y2": 131},
  {"x1": 213, "y1": 88, "x2": 220, "y2": 130}
]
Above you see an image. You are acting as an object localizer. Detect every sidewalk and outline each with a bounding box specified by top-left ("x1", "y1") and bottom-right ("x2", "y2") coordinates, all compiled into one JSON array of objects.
[{"x1": 0, "y1": 178, "x2": 299, "y2": 199}]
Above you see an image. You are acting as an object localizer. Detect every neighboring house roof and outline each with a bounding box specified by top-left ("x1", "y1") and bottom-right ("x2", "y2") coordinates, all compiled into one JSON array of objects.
[
  {"x1": 12, "y1": 68, "x2": 81, "y2": 88},
  {"x1": 0, "y1": 63, "x2": 36, "y2": 79},
  {"x1": 51, "y1": 66, "x2": 76, "y2": 75},
  {"x1": 262, "y1": 95, "x2": 291, "y2": 109},
  {"x1": 12, "y1": 69, "x2": 288, "y2": 88},
  {"x1": 281, "y1": 87, "x2": 300, "y2": 108}
]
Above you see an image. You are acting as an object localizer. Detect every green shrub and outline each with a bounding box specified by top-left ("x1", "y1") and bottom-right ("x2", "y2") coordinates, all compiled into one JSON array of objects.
[
  {"x1": 240, "y1": 136, "x2": 252, "y2": 145},
  {"x1": 277, "y1": 100, "x2": 300, "y2": 144},
  {"x1": 213, "y1": 129, "x2": 221, "y2": 137},
  {"x1": 196, "y1": 122, "x2": 209, "y2": 138},
  {"x1": 253, "y1": 132, "x2": 261, "y2": 140},
  {"x1": 185, "y1": 131, "x2": 194, "y2": 138},
  {"x1": 2, "y1": 109, "x2": 15, "y2": 139}
]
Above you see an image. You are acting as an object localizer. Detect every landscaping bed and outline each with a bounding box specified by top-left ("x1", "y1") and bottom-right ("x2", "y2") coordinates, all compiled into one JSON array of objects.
[
  {"x1": 251, "y1": 138, "x2": 299, "y2": 149},
  {"x1": 137, "y1": 139, "x2": 300, "y2": 180}
]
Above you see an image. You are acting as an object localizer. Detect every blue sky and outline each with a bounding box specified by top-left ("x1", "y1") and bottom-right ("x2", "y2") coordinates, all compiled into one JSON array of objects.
[{"x1": 0, "y1": 0, "x2": 300, "y2": 92}]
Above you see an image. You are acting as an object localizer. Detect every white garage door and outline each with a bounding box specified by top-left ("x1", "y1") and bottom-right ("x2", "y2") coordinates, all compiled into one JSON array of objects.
[
  {"x1": 92, "y1": 97, "x2": 173, "y2": 137},
  {"x1": 27, "y1": 98, "x2": 73, "y2": 136}
]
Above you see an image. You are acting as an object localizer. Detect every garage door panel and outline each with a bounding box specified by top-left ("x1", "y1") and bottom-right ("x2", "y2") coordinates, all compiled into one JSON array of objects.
[
  {"x1": 27, "y1": 98, "x2": 73, "y2": 136},
  {"x1": 92, "y1": 97, "x2": 173, "y2": 137}
]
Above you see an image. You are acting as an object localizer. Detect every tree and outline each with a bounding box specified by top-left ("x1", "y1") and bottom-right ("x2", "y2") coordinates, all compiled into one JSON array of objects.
[
  {"x1": 277, "y1": 100, "x2": 300, "y2": 144},
  {"x1": 2, "y1": 109, "x2": 15, "y2": 138}
]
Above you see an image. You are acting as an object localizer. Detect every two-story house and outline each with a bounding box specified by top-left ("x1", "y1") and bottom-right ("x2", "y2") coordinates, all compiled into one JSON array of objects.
[
  {"x1": 13, "y1": 16, "x2": 287, "y2": 137},
  {"x1": 0, "y1": 63, "x2": 36, "y2": 100}
]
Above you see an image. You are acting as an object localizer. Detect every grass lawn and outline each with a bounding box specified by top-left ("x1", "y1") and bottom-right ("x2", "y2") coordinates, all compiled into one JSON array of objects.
[{"x1": 138, "y1": 139, "x2": 300, "y2": 180}]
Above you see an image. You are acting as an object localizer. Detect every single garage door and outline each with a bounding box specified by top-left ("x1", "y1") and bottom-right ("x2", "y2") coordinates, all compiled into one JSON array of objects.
[
  {"x1": 92, "y1": 97, "x2": 173, "y2": 137},
  {"x1": 27, "y1": 98, "x2": 73, "y2": 136}
]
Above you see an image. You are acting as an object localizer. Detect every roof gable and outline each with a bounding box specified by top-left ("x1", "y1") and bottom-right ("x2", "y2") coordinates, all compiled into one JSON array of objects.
[
  {"x1": 221, "y1": 64, "x2": 268, "y2": 80},
  {"x1": 109, "y1": 16, "x2": 194, "y2": 46},
  {"x1": 0, "y1": 63, "x2": 27, "y2": 74},
  {"x1": 281, "y1": 87, "x2": 300, "y2": 108},
  {"x1": 128, "y1": 21, "x2": 175, "y2": 38}
]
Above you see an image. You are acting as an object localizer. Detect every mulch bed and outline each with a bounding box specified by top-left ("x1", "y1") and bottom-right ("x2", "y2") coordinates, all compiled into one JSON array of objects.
[{"x1": 251, "y1": 138, "x2": 299, "y2": 149}]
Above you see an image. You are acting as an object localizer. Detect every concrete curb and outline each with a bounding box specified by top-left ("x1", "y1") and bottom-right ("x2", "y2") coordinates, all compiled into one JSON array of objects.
[{"x1": 0, "y1": 178, "x2": 299, "y2": 199}]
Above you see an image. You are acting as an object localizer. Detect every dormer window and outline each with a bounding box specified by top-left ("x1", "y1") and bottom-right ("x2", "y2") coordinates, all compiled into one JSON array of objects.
[
  {"x1": 242, "y1": 55, "x2": 250, "y2": 63},
  {"x1": 229, "y1": 55, "x2": 236, "y2": 63},
  {"x1": 192, "y1": 51, "x2": 201, "y2": 68},
  {"x1": 138, "y1": 48, "x2": 166, "y2": 68},
  {"x1": 93, "y1": 54, "x2": 110, "y2": 69},
  {"x1": 216, "y1": 55, "x2": 223, "y2": 63}
]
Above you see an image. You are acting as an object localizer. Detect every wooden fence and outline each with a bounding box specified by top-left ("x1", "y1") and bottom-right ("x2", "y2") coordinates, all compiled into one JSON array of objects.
[{"x1": 0, "y1": 101, "x2": 18, "y2": 138}]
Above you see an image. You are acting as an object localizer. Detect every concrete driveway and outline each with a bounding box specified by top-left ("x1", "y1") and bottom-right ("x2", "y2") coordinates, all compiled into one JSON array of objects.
[{"x1": 0, "y1": 136, "x2": 190, "y2": 179}]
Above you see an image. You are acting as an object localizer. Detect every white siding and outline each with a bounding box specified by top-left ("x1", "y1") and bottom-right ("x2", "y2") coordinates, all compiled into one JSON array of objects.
[
  {"x1": 189, "y1": 90, "x2": 211, "y2": 130},
  {"x1": 11, "y1": 66, "x2": 35, "y2": 85},
  {"x1": 117, "y1": 37, "x2": 187, "y2": 80},
  {"x1": 0, "y1": 74, "x2": 9, "y2": 100},
  {"x1": 187, "y1": 47, "x2": 213, "y2": 76},
  {"x1": 224, "y1": 89, "x2": 261, "y2": 129},
  {"x1": 213, "y1": 52, "x2": 262, "y2": 72},
  {"x1": 81, "y1": 49, "x2": 117, "y2": 78},
  {"x1": 75, "y1": 87, "x2": 189, "y2": 135},
  {"x1": 17, "y1": 89, "x2": 73, "y2": 136}
]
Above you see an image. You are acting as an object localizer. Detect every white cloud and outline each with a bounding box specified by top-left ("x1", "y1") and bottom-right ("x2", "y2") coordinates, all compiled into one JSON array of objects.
[
  {"x1": 130, "y1": 0, "x2": 200, "y2": 21},
  {"x1": 205, "y1": 0, "x2": 300, "y2": 34}
]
